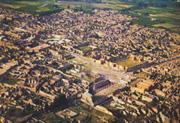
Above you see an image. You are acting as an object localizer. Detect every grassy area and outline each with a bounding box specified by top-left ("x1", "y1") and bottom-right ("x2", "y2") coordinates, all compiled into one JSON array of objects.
[
  {"x1": 153, "y1": 23, "x2": 176, "y2": 28},
  {"x1": 136, "y1": 7, "x2": 180, "y2": 23},
  {"x1": 0, "y1": 0, "x2": 63, "y2": 15},
  {"x1": 69, "y1": 103, "x2": 115, "y2": 122},
  {"x1": 57, "y1": 0, "x2": 131, "y2": 11},
  {"x1": 136, "y1": 72, "x2": 149, "y2": 77},
  {"x1": 35, "y1": 112, "x2": 68, "y2": 123},
  {"x1": 122, "y1": 5, "x2": 180, "y2": 33},
  {"x1": 118, "y1": 4, "x2": 133, "y2": 8},
  {"x1": 116, "y1": 59, "x2": 140, "y2": 67},
  {"x1": 90, "y1": 23, "x2": 104, "y2": 27},
  {"x1": 92, "y1": 3, "x2": 125, "y2": 10},
  {"x1": 6, "y1": 107, "x2": 33, "y2": 117},
  {"x1": 0, "y1": 3, "x2": 25, "y2": 9},
  {"x1": 0, "y1": 0, "x2": 132, "y2": 15},
  {"x1": 76, "y1": 45, "x2": 92, "y2": 52},
  {"x1": 172, "y1": 28, "x2": 180, "y2": 32},
  {"x1": 6, "y1": 108, "x2": 24, "y2": 117}
]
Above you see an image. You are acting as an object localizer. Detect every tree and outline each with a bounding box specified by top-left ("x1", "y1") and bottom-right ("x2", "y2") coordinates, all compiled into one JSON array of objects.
[
  {"x1": 50, "y1": 93, "x2": 67, "y2": 109},
  {"x1": 3, "y1": 17, "x2": 8, "y2": 24},
  {"x1": 45, "y1": 102, "x2": 49, "y2": 112},
  {"x1": 80, "y1": 4, "x2": 83, "y2": 11},
  {"x1": 137, "y1": 1, "x2": 148, "y2": 8},
  {"x1": 67, "y1": 5, "x2": 70, "y2": 9}
]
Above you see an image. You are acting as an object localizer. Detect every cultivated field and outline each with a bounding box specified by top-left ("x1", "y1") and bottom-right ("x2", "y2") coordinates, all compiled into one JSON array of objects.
[
  {"x1": 0, "y1": 0, "x2": 179, "y2": 33},
  {"x1": 129, "y1": 6, "x2": 180, "y2": 33},
  {"x1": 153, "y1": 23, "x2": 177, "y2": 29},
  {"x1": 0, "y1": 3, "x2": 25, "y2": 9},
  {"x1": 57, "y1": 0, "x2": 131, "y2": 10},
  {"x1": 0, "y1": 0, "x2": 62, "y2": 15}
]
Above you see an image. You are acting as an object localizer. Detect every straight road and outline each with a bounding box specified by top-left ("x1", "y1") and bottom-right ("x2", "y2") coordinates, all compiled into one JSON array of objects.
[{"x1": 71, "y1": 53, "x2": 135, "y2": 83}]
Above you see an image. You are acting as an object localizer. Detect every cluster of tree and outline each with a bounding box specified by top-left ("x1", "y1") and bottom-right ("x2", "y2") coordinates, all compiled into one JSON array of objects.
[
  {"x1": 44, "y1": 93, "x2": 67, "y2": 112},
  {"x1": 39, "y1": 8, "x2": 64, "y2": 16},
  {"x1": 172, "y1": 1, "x2": 180, "y2": 7},
  {"x1": 74, "y1": 5, "x2": 95, "y2": 15}
]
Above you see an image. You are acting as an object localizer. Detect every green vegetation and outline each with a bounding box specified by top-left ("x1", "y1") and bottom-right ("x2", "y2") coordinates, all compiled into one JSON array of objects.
[
  {"x1": 51, "y1": 93, "x2": 67, "y2": 110},
  {"x1": 69, "y1": 103, "x2": 115, "y2": 122},
  {"x1": 73, "y1": 5, "x2": 95, "y2": 15},
  {"x1": 90, "y1": 23, "x2": 104, "y2": 27},
  {"x1": 0, "y1": 0, "x2": 179, "y2": 33},
  {"x1": 119, "y1": 0, "x2": 180, "y2": 33},
  {"x1": 76, "y1": 45, "x2": 92, "y2": 52},
  {"x1": 0, "y1": 0, "x2": 63, "y2": 15},
  {"x1": 0, "y1": 0, "x2": 130, "y2": 15},
  {"x1": 158, "y1": 96, "x2": 165, "y2": 101},
  {"x1": 136, "y1": 71, "x2": 149, "y2": 77},
  {"x1": 6, "y1": 108, "x2": 24, "y2": 117},
  {"x1": 160, "y1": 54, "x2": 168, "y2": 58},
  {"x1": 147, "y1": 101, "x2": 157, "y2": 108},
  {"x1": 6, "y1": 107, "x2": 33, "y2": 117},
  {"x1": 57, "y1": 0, "x2": 130, "y2": 11},
  {"x1": 34, "y1": 112, "x2": 68, "y2": 123},
  {"x1": 116, "y1": 59, "x2": 140, "y2": 67}
]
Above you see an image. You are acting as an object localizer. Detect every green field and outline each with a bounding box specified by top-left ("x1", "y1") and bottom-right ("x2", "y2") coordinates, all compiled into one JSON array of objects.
[
  {"x1": 0, "y1": 0, "x2": 133, "y2": 14},
  {"x1": 119, "y1": 0, "x2": 180, "y2": 33},
  {"x1": 57, "y1": 0, "x2": 131, "y2": 10},
  {"x1": 131, "y1": 7, "x2": 180, "y2": 33},
  {"x1": 116, "y1": 59, "x2": 141, "y2": 67},
  {"x1": 136, "y1": 71, "x2": 149, "y2": 77},
  {"x1": 76, "y1": 45, "x2": 92, "y2": 52},
  {"x1": 34, "y1": 112, "x2": 68, "y2": 123},
  {"x1": 0, "y1": 0, "x2": 64, "y2": 15}
]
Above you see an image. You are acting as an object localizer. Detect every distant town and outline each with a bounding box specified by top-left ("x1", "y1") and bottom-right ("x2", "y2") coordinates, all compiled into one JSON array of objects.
[{"x1": 0, "y1": 4, "x2": 180, "y2": 123}]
